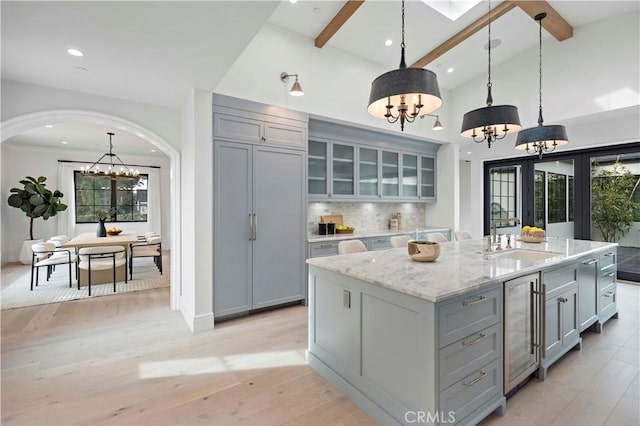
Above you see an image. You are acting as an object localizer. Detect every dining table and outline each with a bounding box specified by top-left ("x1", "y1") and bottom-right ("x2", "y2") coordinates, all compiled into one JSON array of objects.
[{"x1": 63, "y1": 232, "x2": 140, "y2": 285}]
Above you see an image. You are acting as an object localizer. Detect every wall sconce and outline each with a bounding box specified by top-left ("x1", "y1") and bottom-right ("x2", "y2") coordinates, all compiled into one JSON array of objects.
[
  {"x1": 422, "y1": 113, "x2": 444, "y2": 131},
  {"x1": 280, "y1": 72, "x2": 304, "y2": 96}
]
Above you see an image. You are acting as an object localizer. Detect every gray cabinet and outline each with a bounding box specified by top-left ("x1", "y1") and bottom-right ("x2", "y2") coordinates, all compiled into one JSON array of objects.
[
  {"x1": 578, "y1": 256, "x2": 599, "y2": 332},
  {"x1": 420, "y1": 155, "x2": 436, "y2": 200},
  {"x1": 416, "y1": 229, "x2": 452, "y2": 241},
  {"x1": 308, "y1": 140, "x2": 355, "y2": 199},
  {"x1": 539, "y1": 264, "x2": 581, "y2": 379},
  {"x1": 214, "y1": 142, "x2": 306, "y2": 317},
  {"x1": 214, "y1": 111, "x2": 306, "y2": 148},
  {"x1": 596, "y1": 249, "x2": 618, "y2": 332}
]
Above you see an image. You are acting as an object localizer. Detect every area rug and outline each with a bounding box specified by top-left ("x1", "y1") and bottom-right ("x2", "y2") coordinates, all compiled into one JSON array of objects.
[{"x1": 1, "y1": 256, "x2": 169, "y2": 310}]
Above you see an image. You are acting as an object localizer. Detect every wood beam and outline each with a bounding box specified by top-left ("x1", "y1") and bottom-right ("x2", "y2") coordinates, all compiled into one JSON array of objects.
[
  {"x1": 411, "y1": 1, "x2": 517, "y2": 68},
  {"x1": 315, "y1": 1, "x2": 365, "y2": 48},
  {"x1": 516, "y1": 0, "x2": 573, "y2": 41}
]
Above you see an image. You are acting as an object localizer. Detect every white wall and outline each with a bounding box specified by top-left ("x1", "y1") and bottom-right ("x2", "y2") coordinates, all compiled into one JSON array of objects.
[
  {"x1": 1, "y1": 143, "x2": 171, "y2": 263},
  {"x1": 425, "y1": 143, "x2": 459, "y2": 230},
  {"x1": 179, "y1": 89, "x2": 214, "y2": 332},
  {"x1": 459, "y1": 160, "x2": 473, "y2": 236}
]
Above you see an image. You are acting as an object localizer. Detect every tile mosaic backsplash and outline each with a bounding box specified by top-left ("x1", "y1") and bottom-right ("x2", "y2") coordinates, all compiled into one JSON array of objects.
[{"x1": 308, "y1": 202, "x2": 426, "y2": 235}]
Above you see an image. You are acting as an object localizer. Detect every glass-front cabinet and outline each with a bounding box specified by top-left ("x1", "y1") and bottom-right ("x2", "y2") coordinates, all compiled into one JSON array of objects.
[
  {"x1": 308, "y1": 140, "x2": 328, "y2": 196},
  {"x1": 381, "y1": 151, "x2": 400, "y2": 197},
  {"x1": 332, "y1": 143, "x2": 355, "y2": 197},
  {"x1": 421, "y1": 155, "x2": 436, "y2": 199},
  {"x1": 402, "y1": 153, "x2": 419, "y2": 198},
  {"x1": 358, "y1": 147, "x2": 379, "y2": 198}
]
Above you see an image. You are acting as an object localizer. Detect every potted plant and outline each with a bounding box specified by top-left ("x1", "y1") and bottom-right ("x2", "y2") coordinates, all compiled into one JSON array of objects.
[
  {"x1": 7, "y1": 176, "x2": 67, "y2": 264},
  {"x1": 591, "y1": 161, "x2": 640, "y2": 242},
  {"x1": 96, "y1": 207, "x2": 116, "y2": 237}
]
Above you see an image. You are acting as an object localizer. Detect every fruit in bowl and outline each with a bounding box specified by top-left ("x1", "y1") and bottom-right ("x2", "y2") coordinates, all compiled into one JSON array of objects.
[
  {"x1": 520, "y1": 225, "x2": 545, "y2": 242},
  {"x1": 106, "y1": 227, "x2": 122, "y2": 236},
  {"x1": 336, "y1": 225, "x2": 355, "y2": 234}
]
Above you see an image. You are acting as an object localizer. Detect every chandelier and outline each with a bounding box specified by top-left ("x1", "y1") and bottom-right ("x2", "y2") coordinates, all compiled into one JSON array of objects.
[
  {"x1": 81, "y1": 132, "x2": 140, "y2": 181},
  {"x1": 515, "y1": 12, "x2": 568, "y2": 158},
  {"x1": 367, "y1": 0, "x2": 442, "y2": 132},
  {"x1": 461, "y1": 0, "x2": 520, "y2": 148}
]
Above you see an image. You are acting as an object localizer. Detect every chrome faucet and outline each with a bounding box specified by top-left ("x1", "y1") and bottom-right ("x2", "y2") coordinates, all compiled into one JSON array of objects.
[{"x1": 491, "y1": 217, "x2": 521, "y2": 244}]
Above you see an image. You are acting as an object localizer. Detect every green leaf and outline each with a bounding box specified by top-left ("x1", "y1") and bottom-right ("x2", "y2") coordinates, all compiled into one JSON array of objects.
[
  {"x1": 33, "y1": 204, "x2": 48, "y2": 216},
  {"x1": 7, "y1": 193, "x2": 23, "y2": 208}
]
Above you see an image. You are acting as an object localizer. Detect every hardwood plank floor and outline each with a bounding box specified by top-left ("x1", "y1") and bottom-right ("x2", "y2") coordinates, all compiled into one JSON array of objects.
[{"x1": 1, "y1": 270, "x2": 638, "y2": 425}]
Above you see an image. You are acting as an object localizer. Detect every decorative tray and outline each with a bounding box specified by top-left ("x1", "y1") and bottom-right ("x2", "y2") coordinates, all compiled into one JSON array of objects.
[{"x1": 336, "y1": 229, "x2": 355, "y2": 234}]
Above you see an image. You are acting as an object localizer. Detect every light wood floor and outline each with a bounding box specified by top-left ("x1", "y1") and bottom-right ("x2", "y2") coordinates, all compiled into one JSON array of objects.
[{"x1": 1, "y1": 272, "x2": 638, "y2": 425}]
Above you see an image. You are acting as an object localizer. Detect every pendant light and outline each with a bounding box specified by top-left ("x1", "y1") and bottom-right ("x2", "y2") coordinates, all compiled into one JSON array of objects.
[
  {"x1": 461, "y1": 0, "x2": 520, "y2": 148},
  {"x1": 368, "y1": 0, "x2": 442, "y2": 132},
  {"x1": 80, "y1": 132, "x2": 140, "y2": 181},
  {"x1": 515, "y1": 12, "x2": 569, "y2": 158}
]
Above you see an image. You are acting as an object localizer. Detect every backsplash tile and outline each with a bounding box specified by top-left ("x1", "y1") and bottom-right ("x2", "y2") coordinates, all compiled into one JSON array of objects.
[{"x1": 308, "y1": 202, "x2": 426, "y2": 235}]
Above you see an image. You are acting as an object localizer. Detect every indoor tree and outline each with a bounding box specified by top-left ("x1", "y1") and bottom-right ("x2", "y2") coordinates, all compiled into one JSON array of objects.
[
  {"x1": 591, "y1": 161, "x2": 639, "y2": 242},
  {"x1": 7, "y1": 176, "x2": 67, "y2": 240}
]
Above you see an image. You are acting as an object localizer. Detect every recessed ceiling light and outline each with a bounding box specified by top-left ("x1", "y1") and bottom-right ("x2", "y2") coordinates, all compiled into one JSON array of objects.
[
  {"x1": 447, "y1": 67, "x2": 454, "y2": 73},
  {"x1": 483, "y1": 39, "x2": 501, "y2": 50},
  {"x1": 467, "y1": 151, "x2": 472, "y2": 155},
  {"x1": 61, "y1": 141, "x2": 68, "y2": 145},
  {"x1": 385, "y1": 39, "x2": 393, "y2": 47},
  {"x1": 289, "y1": 0, "x2": 298, "y2": 3},
  {"x1": 67, "y1": 48, "x2": 84, "y2": 57},
  {"x1": 45, "y1": 124, "x2": 53, "y2": 128},
  {"x1": 151, "y1": 149, "x2": 157, "y2": 153}
]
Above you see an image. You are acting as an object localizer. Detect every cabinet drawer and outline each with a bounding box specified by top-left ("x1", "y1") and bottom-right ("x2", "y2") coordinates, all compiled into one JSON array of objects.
[
  {"x1": 438, "y1": 287, "x2": 501, "y2": 348},
  {"x1": 600, "y1": 250, "x2": 616, "y2": 270},
  {"x1": 439, "y1": 358, "x2": 502, "y2": 423},
  {"x1": 599, "y1": 267, "x2": 617, "y2": 289},
  {"x1": 310, "y1": 242, "x2": 339, "y2": 258},
  {"x1": 214, "y1": 113, "x2": 263, "y2": 143},
  {"x1": 367, "y1": 236, "x2": 391, "y2": 251},
  {"x1": 543, "y1": 263, "x2": 578, "y2": 293},
  {"x1": 600, "y1": 282, "x2": 617, "y2": 314},
  {"x1": 439, "y1": 323, "x2": 501, "y2": 391}
]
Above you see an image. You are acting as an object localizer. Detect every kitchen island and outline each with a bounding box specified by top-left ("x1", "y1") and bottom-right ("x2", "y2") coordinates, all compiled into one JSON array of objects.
[{"x1": 306, "y1": 238, "x2": 617, "y2": 425}]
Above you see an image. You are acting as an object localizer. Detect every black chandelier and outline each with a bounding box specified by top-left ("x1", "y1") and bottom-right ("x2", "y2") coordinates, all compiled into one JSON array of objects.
[
  {"x1": 81, "y1": 132, "x2": 140, "y2": 181},
  {"x1": 461, "y1": 0, "x2": 520, "y2": 148},
  {"x1": 515, "y1": 12, "x2": 569, "y2": 158},
  {"x1": 367, "y1": 0, "x2": 442, "y2": 132}
]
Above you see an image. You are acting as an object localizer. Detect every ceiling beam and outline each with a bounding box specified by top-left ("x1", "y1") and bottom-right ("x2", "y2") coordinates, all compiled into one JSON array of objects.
[
  {"x1": 516, "y1": 1, "x2": 573, "y2": 41},
  {"x1": 410, "y1": 1, "x2": 517, "y2": 68},
  {"x1": 315, "y1": 1, "x2": 365, "y2": 48}
]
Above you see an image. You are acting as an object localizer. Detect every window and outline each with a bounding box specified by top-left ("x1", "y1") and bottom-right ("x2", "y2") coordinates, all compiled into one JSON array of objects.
[
  {"x1": 547, "y1": 172, "x2": 567, "y2": 223},
  {"x1": 489, "y1": 167, "x2": 517, "y2": 227},
  {"x1": 568, "y1": 175, "x2": 574, "y2": 222},
  {"x1": 534, "y1": 170, "x2": 545, "y2": 227},
  {"x1": 74, "y1": 172, "x2": 148, "y2": 223}
]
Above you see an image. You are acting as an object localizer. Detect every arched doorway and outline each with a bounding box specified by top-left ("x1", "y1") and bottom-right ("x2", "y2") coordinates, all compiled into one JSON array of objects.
[{"x1": 1, "y1": 109, "x2": 181, "y2": 310}]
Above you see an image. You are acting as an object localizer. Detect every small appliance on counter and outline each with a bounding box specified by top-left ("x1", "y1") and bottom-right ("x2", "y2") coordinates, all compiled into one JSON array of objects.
[{"x1": 319, "y1": 215, "x2": 342, "y2": 235}]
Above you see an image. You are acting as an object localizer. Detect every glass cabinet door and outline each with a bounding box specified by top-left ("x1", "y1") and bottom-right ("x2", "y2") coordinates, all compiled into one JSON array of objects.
[
  {"x1": 381, "y1": 150, "x2": 399, "y2": 197},
  {"x1": 359, "y1": 147, "x2": 379, "y2": 197},
  {"x1": 308, "y1": 140, "x2": 328, "y2": 196},
  {"x1": 332, "y1": 143, "x2": 355, "y2": 196},
  {"x1": 421, "y1": 156, "x2": 436, "y2": 198},
  {"x1": 402, "y1": 153, "x2": 418, "y2": 198}
]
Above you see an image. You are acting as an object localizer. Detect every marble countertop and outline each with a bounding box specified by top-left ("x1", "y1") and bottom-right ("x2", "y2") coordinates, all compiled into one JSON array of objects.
[
  {"x1": 306, "y1": 238, "x2": 617, "y2": 303},
  {"x1": 308, "y1": 227, "x2": 451, "y2": 243}
]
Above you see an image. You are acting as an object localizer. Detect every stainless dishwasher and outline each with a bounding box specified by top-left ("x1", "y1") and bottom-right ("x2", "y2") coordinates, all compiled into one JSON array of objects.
[{"x1": 504, "y1": 273, "x2": 542, "y2": 394}]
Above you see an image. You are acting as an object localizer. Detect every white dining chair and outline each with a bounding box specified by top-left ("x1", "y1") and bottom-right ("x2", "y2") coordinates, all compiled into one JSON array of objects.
[
  {"x1": 390, "y1": 235, "x2": 410, "y2": 248},
  {"x1": 338, "y1": 239, "x2": 368, "y2": 255},
  {"x1": 426, "y1": 232, "x2": 448, "y2": 243},
  {"x1": 78, "y1": 245, "x2": 127, "y2": 296},
  {"x1": 30, "y1": 242, "x2": 77, "y2": 291},
  {"x1": 129, "y1": 235, "x2": 162, "y2": 279}
]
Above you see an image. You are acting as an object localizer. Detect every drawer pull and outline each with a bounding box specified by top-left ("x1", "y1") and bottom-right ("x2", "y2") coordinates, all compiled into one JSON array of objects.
[
  {"x1": 603, "y1": 291, "x2": 615, "y2": 298},
  {"x1": 463, "y1": 371, "x2": 487, "y2": 387},
  {"x1": 605, "y1": 271, "x2": 616, "y2": 278},
  {"x1": 603, "y1": 252, "x2": 614, "y2": 257},
  {"x1": 582, "y1": 259, "x2": 597, "y2": 265},
  {"x1": 462, "y1": 333, "x2": 487, "y2": 347},
  {"x1": 319, "y1": 244, "x2": 334, "y2": 248},
  {"x1": 558, "y1": 297, "x2": 569, "y2": 303},
  {"x1": 463, "y1": 295, "x2": 487, "y2": 307}
]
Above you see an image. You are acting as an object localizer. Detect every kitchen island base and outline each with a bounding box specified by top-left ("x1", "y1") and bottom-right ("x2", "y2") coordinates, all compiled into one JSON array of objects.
[{"x1": 308, "y1": 266, "x2": 506, "y2": 425}]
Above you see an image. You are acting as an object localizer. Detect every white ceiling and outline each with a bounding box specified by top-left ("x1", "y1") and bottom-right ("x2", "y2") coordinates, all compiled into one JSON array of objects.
[{"x1": 1, "y1": 1, "x2": 638, "y2": 152}]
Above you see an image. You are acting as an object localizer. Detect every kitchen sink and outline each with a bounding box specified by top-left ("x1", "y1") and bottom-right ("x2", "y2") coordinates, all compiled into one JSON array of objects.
[{"x1": 488, "y1": 249, "x2": 563, "y2": 262}]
